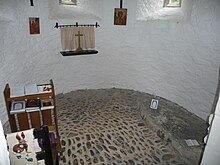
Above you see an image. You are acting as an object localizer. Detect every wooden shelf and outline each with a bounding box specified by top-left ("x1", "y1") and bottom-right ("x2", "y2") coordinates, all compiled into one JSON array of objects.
[
  {"x1": 7, "y1": 92, "x2": 53, "y2": 101},
  {"x1": 60, "y1": 49, "x2": 98, "y2": 56},
  {"x1": 3, "y1": 79, "x2": 62, "y2": 154}
]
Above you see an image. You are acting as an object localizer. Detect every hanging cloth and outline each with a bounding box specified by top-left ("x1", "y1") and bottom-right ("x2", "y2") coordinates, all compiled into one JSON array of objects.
[{"x1": 60, "y1": 26, "x2": 95, "y2": 51}]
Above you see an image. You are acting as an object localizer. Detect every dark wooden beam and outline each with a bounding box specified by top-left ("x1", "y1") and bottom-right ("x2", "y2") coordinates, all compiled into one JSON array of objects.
[
  {"x1": 60, "y1": 50, "x2": 98, "y2": 56},
  {"x1": 120, "y1": 0, "x2": 123, "y2": 8},
  {"x1": 30, "y1": 0, "x2": 34, "y2": 6}
]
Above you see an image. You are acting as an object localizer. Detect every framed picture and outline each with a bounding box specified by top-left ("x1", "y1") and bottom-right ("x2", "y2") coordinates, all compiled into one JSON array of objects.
[
  {"x1": 114, "y1": 8, "x2": 127, "y2": 26},
  {"x1": 29, "y1": 17, "x2": 40, "y2": 35},
  {"x1": 150, "y1": 99, "x2": 159, "y2": 110}
]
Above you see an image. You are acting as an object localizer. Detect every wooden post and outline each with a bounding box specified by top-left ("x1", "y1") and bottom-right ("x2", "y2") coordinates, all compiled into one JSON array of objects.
[
  {"x1": 30, "y1": 0, "x2": 34, "y2": 6},
  {"x1": 120, "y1": 0, "x2": 123, "y2": 8},
  {"x1": 3, "y1": 84, "x2": 17, "y2": 132}
]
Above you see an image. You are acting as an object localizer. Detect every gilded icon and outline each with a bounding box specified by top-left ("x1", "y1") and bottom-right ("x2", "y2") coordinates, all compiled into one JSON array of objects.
[
  {"x1": 114, "y1": 8, "x2": 127, "y2": 26},
  {"x1": 29, "y1": 17, "x2": 40, "y2": 35}
]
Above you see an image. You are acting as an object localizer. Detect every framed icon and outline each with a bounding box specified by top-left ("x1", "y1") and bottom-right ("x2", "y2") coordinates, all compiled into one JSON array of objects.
[
  {"x1": 29, "y1": 17, "x2": 40, "y2": 35},
  {"x1": 150, "y1": 99, "x2": 159, "y2": 110},
  {"x1": 114, "y1": 8, "x2": 127, "y2": 26},
  {"x1": 29, "y1": 17, "x2": 40, "y2": 34}
]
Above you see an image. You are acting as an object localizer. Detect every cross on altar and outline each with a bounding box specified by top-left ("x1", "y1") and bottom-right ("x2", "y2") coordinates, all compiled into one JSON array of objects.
[{"x1": 75, "y1": 31, "x2": 83, "y2": 52}]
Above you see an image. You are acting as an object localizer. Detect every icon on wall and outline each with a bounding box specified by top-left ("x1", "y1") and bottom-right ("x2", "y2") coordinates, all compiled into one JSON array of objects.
[
  {"x1": 29, "y1": 17, "x2": 40, "y2": 35},
  {"x1": 150, "y1": 99, "x2": 159, "y2": 110},
  {"x1": 114, "y1": 8, "x2": 127, "y2": 26}
]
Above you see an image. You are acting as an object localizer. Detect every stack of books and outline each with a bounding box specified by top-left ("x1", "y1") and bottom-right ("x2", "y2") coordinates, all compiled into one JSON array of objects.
[
  {"x1": 25, "y1": 99, "x2": 41, "y2": 112},
  {"x1": 37, "y1": 84, "x2": 52, "y2": 94},
  {"x1": 10, "y1": 101, "x2": 26, "y2": 114},
  {"x1": 9, "y1": 83, "x2": 54, "y2": 114},
  {"x1": 40, "y1": 98, "x2": 54, "y2": 111},
  {"x1": 10, "y1": 98, "x2": 54, "y2": 114},
  {"x1": 10, "y1": 83, "x2": 52, "y2": 98},
  {"x1": 25, "y1": 84, "x2": 52, "y2": 95}
]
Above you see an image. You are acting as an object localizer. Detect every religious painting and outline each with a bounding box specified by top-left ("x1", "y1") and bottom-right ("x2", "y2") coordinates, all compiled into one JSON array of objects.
[
  {"x1": 29, "y1": 17, "x2": 40, "y2": 35},
  {"x1": 114, "y1": 8, "x2": 127, "y2": 26}
]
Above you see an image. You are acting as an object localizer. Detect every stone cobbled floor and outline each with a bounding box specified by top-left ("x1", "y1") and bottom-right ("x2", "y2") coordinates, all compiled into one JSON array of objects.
[{"x1": 56, "y1": 88, "x2": 207, "y2": 165}]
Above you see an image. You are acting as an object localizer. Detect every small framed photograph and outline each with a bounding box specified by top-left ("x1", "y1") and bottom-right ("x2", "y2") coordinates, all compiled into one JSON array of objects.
[
  {"x1": 29, "y1": 17, "x2": 40, "y2": 35},
  {"x1": 150, "y1": 99, "x2": 159, "y2": 110}
]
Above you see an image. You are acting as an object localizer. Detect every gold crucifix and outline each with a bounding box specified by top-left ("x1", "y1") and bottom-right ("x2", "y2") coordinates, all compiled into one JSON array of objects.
[{"x1": 75, "y1": 31, "x2": 83, "y2": 52}]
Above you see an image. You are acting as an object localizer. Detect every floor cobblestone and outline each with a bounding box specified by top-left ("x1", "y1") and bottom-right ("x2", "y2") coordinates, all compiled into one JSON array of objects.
[{"x1": 56, "y1": 88, "x2": 207, "y2": 165}]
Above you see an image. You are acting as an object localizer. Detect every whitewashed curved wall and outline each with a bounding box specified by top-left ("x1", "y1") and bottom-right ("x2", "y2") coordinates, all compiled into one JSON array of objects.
[{"x1": 0, "y1": 0, "x2": 220, "y2": 124}]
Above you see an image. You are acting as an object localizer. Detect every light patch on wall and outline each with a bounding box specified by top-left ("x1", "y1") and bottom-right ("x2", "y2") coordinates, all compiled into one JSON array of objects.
[
  {"x1": 48, "y1": 0, "x2": 103, "y2": 20},
  {"x1": 59, "y1": 0, "x2": 77, "y2": 5},
  {"x1": 164, "y1": 0, "x2": 181, "y2": 7},
  {"x1": 136, "y1": 0, "x2": 191, "y2": 21},
  {"x1": 136, "y1": 0, "x2": 164, "y2": 19}
]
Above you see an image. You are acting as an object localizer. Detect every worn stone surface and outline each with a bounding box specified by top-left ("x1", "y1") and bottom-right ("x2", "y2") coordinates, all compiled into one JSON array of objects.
[{"x1": 56, "y1": 88, "x2": 207, "y2": 165}]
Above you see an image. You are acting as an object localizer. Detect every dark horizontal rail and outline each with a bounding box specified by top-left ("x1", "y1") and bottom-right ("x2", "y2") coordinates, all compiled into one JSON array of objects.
[{"x1": 54, "y1": 22, "x2": 100, "y2": 28}]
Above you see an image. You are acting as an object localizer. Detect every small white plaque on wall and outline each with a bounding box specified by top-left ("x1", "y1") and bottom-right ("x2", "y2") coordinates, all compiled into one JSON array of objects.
[{"x1": 150, "y1": 99, "x2": 159, "y2": 110}]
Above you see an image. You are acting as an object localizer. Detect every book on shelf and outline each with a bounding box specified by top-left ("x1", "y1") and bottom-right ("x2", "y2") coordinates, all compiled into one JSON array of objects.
[
  {"x1": 24, "y1": 84, "x2": 38, "y2": 95},
  {"x1": 48, "y1": 125, "x2": 57, "y2": 138},
  {"x1": 49, "y1": 131, "x2": 56, "y2": 145},
  {"x1": 25, "y1": 108, "x2": 40, "y2": 113},
  {"x1": 25, "y1": 99, "x2": 40, "y2": 112},
  {"x1": 37, "y1": 84, "x2": 52, "y2": 93},
  {"x1": 40, "y1": 98, "x2": 54, "y2": 110},
  {"x1": 10, "y1": 86, "x2": 25, "y2": 98},
  {"x1": 10, "y1": 101, "x2": 26, "y2": 114}
]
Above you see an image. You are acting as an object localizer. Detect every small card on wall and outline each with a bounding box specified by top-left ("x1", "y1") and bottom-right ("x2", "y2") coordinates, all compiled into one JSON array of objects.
[
  {"x1": 114, "y1": 8, "x2": 127, "y2": 26},
  {"x1": 29, "y1": 17, "x2": 40, "y2": 35}
]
